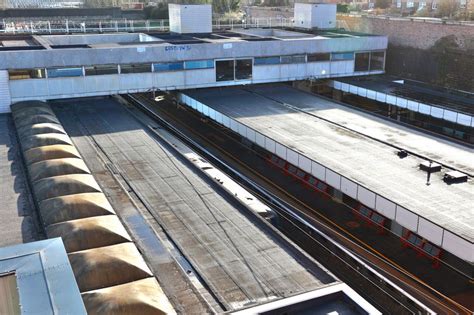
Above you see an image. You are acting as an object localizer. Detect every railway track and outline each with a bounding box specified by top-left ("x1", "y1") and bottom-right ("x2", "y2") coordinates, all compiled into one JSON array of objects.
[{"x1": 125, "y1": 93, "x2": 472, "y2": 314}]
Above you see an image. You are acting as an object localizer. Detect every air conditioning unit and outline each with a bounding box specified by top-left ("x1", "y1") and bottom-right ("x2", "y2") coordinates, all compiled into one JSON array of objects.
[
  {"x1": 419, "y1": 161, "x2": 441, "y2": 173},
  {"x1": 443, "y1": 170, "x2": 468, "y2": 184}
]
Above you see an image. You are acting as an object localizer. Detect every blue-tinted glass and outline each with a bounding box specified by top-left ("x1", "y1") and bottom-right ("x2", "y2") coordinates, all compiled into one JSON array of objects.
[
  {"x1": 331, "y1": 52, "x2": 354, "y2": 60},
  {"x1": 254, "y1": 57, "x2": 280, "y2": 65},
  {"x1": 153, "y1": 62, "x2": 184, "y2": 72},
  {"x1": 185, "y1": 60, "x2": 214, "y2": 69},
  {"x1": 47, "y1": 67, "x2": 83, "y2": 78}
]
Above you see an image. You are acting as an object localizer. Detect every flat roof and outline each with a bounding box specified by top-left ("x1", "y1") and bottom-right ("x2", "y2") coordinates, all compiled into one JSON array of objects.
[
  {"x1": 0, "y1": 114, "x2": 40, "y2": 247},
  {"x1": 184, "y1": 85, "x2": 474, "y2": 247},
  {"x1": 52, "y1": 97, "x2": 338, "y2": 311},
  {"x1": 337, "y1": 75, "x2": 474, "y2": 116}
]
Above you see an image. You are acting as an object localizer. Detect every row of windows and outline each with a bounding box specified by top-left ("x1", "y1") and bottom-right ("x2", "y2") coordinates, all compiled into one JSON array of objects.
[{"x1": 8, "y1": 59, "x2": 216, "y2": 80}]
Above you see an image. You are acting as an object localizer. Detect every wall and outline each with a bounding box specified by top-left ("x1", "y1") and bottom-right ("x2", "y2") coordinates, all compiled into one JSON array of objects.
[{"x1": 339, "y1": 15, "x2": 474, "y2": 90}]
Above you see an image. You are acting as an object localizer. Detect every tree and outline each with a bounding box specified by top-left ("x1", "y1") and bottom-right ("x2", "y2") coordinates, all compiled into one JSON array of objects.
[
  {"x1": 436, "y1": 0, "x2": 459, "y2": 17},
  {"x1": 374, "y1": 0, "x2": 391, "y2": 9}
]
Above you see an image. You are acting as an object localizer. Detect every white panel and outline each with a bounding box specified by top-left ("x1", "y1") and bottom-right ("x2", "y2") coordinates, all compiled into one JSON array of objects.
[
  {"x1": 375, "y1": 92, "x2": 386, "y2": 103},
  {"x1": 334, "y1": 81, "x2": 342, "y2": 90},
  {"x1": 230, "y1": 119, "x2": 239, "y2": 133},
  {"x1": 222, "y1": 115, "x2": 231, "y2": 128},
  {"x1": 418, "y1": 103, "x2": 431, "y2": 115},
  {"x1": 341, "y1": 83, "x2": 350, "y2": 92},
  {"x1": 215, "y1": 111, "x2": 223, "y2": 124},
  {"x1": 196, "y1": 102, "x2": 203, "y2": 113},
  {"x1": 456, "y1": 113, "x2": 471, "y2": 127},
  {"x1": 442, "y1": 231, "x2": 473, "y2": 262},
  {"x1": 237, "y1": 123, "x2": 246, "y2": 137},
  {"x1": 265, "y1": 137, "x2": 276, "y2": 153},
  {"x1": 357, "y1": 87, "x2": 367, "y2": 97},
  {"x1": 340, "y1": 177, "x2": 357, "y2": 199},
  {"x1": 349, "y1": 84, "x2": 358, "y2": 94},
  {"x1": 325, "y1": 169, "x2": 341, "y2": 189},
  {"x1": 311, "y1": 161, "x2": 326, "y2": 181},
  {"x1": 287, "y1": 149, "x2": 299, "y2": 166},
  {"x1": 443, "y1": 110, "x2": 457, "y2": 122},
  {"x1": 202, "y1": 104, "x2": 209, "y2": 117},
  {"x1": 375, "y1": 196, "x2": 396, "y2": 220},
  {"x1": 208, "y1": 108, "x2": 216, "y2": 120},
  {"x1": 275, "y1": 143, "x2": 287, "y2": 159},
  {"x1": 395, "y1": 206, "x2": 418, "y2": 232},
  {"x1": 418, "y1": 218, "x2": 443, "y2": 246},
  {"x1": 396, "y1": 98, "x2": 408, "y2": 108},
  {"x1": 255, "y1": 132, "x2": 265, "y2": 147},
  {"x1": 386, "y1": 95, "x2": 397, "y2": 105},
  {"x1": 430, "y1": 106, "x2": 444, "y2": 118},
  {"x1": 407, "y1": 100, "x2": 419, "y2": 111},
  {"x1": 357, "y1": 186, "x2": 376, "y2": 208},
  {"x1": 0, "y1": 70, "x2": 11, "y2": 113},
  {"x1": 246, "y1": 128, "x2": 256, "y2": 142},
  {"x1": 298, "y1": 155, "x2": 311, "y2": 173},
  {"x1": 366, "y1": 89, "x2": 376, "y2": 100}
]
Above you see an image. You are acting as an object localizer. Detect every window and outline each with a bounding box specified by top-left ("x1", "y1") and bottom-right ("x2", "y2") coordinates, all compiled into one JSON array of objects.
[
  {"x1": 153, "y1": 62, "x2": 184, "y2": 72},
  {"x1": 185, "y1": 60, "x2": 214, "y2": 70},
  {"x1": 216, "y1": 60, "x2": 235, "y2": 81},
  {"x1": 280, "y1": 55, "x2": 306, "y2": 64},
  {"x1": 47, "y1": 67, "x2": 83, "y2": 78},
  {"x1": 355, "y1": 52, "x2": 370, "y2": 72},
  {"x1": 84, "y1": 65, "x2": 118, "y2": 76},
  {"x1": 254, "y1": 56, "x2": 280, "y2": 65},
  {"x1": 307, "y1": 53, "x2": 330, "y2": 62},
  {"x1": 331, "y1": 52, "x2": 354, "y2": 61},
  {"x1": 8, "y1": 68, "x2": 45, "y2": 80},
  {"x1": 120, "y1": 63, "x2": 152, "y2": 74},
  {"x1": 235, "y1": 59, "x2": 252, "y2": 80},
  {"x1": 370, "y1": 51, "x2": 385, "y2": 71}
]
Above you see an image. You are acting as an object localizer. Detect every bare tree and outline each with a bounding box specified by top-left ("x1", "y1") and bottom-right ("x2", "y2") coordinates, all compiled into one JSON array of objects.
[{"x1": 436, "y1": 0, "x2": 459, "y2": 17}]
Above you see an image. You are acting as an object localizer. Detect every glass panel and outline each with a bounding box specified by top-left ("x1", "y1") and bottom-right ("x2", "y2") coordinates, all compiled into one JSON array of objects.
[
  {"x1": 370, "y1": 51, "x2": 385, "y2": 71},
  {"x1": 8, "y1": 68, "x2": 45, "y2": 80},
  {"x1": 308, "y1": 176, "x2": 317, "y2": 185},
  {"x1": 153, "y1": 62, "x2": 184, "y2": 72},
  {"x1": 84, "y1": 65, "x2": 118, "y2": 76},
  {"x1": 277, "y1": 159, "x2": 286, "y2": 168},
  {"x1": 308, "y1": 53, "x2": 331, "y2": 62},
  {"x1": 185, "y1": 60, "x2": 214, "y2": 70},
  {"x1": 271, "y1": 155, "x2": 279, "y2": 163},
  {"x1": 235, "y1": 59, "x2": 252, "y2": 80},
  {"x1": 316, "y1": 181, "x2": 327, "y2": 191},
  {"x1": 281, "y1": 55, "x2": 306, "y2": 64},
  {"x1": 47, "y1": 67, "x2": 83, "y2": 78},
  {"x1": 287, "y1": 165, "x2": 297, "y2": 174},
  {"x1": 355, "y1": 52, "x2": 370, "y2": 72},
  {"x1": 360, "y1": 206, "x2": 372, "y2": 217},
  {"x1": 120, "y1": 63, "x2": 152, "y2": 74},
  {"x1": 254, "y1": 56, "x2": 280, "y2": 65},
  {"x1": 331, "y1": 52, "x2": 354, "y2": 60},
  {"x1": 296, "y1": 170, "x2": 306, "y2": 179},
  {"x1": 216, "y1": 60, "x2": 234, "y2": 81}
]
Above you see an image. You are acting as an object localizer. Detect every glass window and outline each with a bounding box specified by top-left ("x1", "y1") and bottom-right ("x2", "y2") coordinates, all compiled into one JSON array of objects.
[
  {"x1": 47, "y1": 67, "x2": 83, "y2": 78},
  {"x1": 370, "y1": 51, "x2": 385, "y2": 71},
  {"x1": 120, "y1": 63, "x2": 152, "y2": 74},
  {"x1": 185, "y1": 60, "x2": 214, "y2": 70},
  {"x1": 153, "y1": 62, "x2": 184, "y2": 72},
  {"x1": 280, "y1": 55, "x2": 306, "y2": 64},
  {"x1": 355, "y1": 52, "x2": 370, "y2": 72},
  {"x1": 254, "y1": 56, "x2": 280, "y2": 65},
  {"x1": 235, "y1": 59, "x2": 252, "y2": 80},
  {"x1": 84, "y1": 65, "x2": 118, "y2": 76},
  {"x1": 331, "y1": 52, "x2": 354, "y2": 60},
  {"x1": 216, "y1": 60, "x2": 234, "y2": 81},
  {"x1": 307, "y1": 53, "x2": 330, "y2": 62},
  {"x1": 8, "y1": 68, "x2": 45, "y2": 80}
]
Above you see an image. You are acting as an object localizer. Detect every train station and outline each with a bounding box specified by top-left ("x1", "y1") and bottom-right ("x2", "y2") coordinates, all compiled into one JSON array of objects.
[{"x1": 0, "y1": 2, "x2": 472, "y2": 314}]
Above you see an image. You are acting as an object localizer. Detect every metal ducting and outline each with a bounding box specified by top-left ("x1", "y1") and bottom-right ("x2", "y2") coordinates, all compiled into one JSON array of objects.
[
  {"x1": 28, "y1": 158, "x2": 91, "y2": 182},
  {"x1": 11, "y1": 101, "x2": 175, "y2": 314},
  {"x1": 39, "y1": 193, "x2": 115, "y2": 226},
  {"x1": 82, "y1": 278, "x2": 173, "y2": 315},
  {"x1": 46, "y1": 215, "x2": 131, "y2": 253},
  {"x1": 68, "y1": 243, "x2": 153, "y2": 293},
  {"x1": 24, "y1": 144, "x2": 81, "y2": 165},
  {"x1": 33, "y1": 174, "x2": 102, "y2": 202}
]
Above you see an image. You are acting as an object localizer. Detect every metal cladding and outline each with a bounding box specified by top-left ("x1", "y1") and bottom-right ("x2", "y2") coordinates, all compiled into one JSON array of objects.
[
  {"x1": 11, "y1": 101, "x2": 175, "y2": 314},
  {"x1": 24, "y1": 144, "x2": 81, "y2": 165},
  {"x1": 39, "y1": 193, "x2": 116, "y2": 226},
  {"x1": 82, "y1": 278, "x2": 173, "y2": 315}
]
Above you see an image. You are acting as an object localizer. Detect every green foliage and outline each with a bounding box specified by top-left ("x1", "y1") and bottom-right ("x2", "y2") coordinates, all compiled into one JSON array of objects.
[
  {"x1": 337, "y1": 3, "x2": 349, "y2": 13},
  {"x1": 144, "y1": 3, "x2": 168, "y2": 19},
  {"x1": 374, "y1": 0, "x2": 390, "y2": 9}
]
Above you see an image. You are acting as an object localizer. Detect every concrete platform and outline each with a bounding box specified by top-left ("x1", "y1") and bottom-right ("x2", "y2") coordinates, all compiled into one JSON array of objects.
[
  {"x1": 0, "y1": 114, "x2": 40, "y2": 247},
  {"x1": 52, "y1": 98, "x2": 337, "y2": 312},
  {"x1": 181, "y1": 85, "x2": 474, "y2": 263}
]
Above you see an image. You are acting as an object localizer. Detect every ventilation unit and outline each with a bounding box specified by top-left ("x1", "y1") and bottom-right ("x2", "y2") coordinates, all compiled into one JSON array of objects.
[
  {"x1": 294, "y1": 3, "x2": 337, "y2": 29},
  {"x1": 419, "y1": 161, "x2": 441, "y2": 173},
  {"x1": 169, "y1": 4, "x2": 212, "y2": 34},
  {"x1": 443, "y1": 171, "x2": 468, "y2": 184}
]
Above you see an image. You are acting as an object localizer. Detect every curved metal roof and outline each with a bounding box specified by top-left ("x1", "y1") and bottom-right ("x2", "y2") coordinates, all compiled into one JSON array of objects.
[
  {"x1": 28, "y1": 157, "x2": 91, "y2": 182},
  {"x1": 24, "y1": 144, "x2": 81, "y2": 165}
]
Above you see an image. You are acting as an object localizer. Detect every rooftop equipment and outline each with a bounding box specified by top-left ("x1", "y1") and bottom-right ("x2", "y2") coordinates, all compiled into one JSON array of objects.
[
  {"x1": 294, "y1": 3, "x2": 337, "y2": 30},
  {"x1": 419, "y1": 161, "x2": 441, "y2": 173},
  {"x1": 443, "y1": 171, "x2": 468, "y2": 184},
  {"x1": 169, "y1": 4, "x2": 212, "y2": 34}
]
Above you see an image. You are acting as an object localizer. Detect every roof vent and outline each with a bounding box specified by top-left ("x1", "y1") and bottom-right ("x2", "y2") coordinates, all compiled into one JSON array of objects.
[
  {"x1": 419, "y1": 161, "x2": 441, "y2": 173},
  {"x1": 397, "y1": 150, "x2": 408, "y2": 158},
  {"x1": 443, "y1": 171, "x2": 468, "y2": 184}
]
